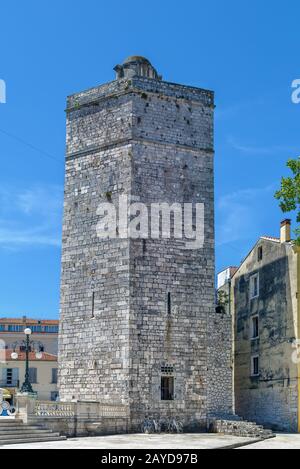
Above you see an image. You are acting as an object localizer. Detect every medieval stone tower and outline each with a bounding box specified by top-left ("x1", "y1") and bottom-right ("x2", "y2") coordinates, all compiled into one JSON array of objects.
[{"x1": 59, "y1": 56, "x2": 233, "y2": 431}]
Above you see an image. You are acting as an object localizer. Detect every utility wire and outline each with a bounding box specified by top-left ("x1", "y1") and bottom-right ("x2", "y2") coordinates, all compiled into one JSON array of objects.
[{"x1": 0, "y1": 127, "x2": 64, "y2": 165}]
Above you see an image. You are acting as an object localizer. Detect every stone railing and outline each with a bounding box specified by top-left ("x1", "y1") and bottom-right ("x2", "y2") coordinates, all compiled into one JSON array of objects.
[
  {"x1": 34, "y1": 401, "x2": 76, "y2": 418},
  {"x1": 33, "y1": 401, "x2": 128, "y2": 419},
  {"x1": 16, "y1": 395, "x2": 130, "y2": 436},
  {"x1": 98, "y1": 404, "x2": 129, "y2": 418}
]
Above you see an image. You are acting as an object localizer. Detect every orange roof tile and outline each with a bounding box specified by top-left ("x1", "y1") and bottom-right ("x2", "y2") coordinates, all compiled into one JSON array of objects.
[
  {"x1": 5, "y1": 350, "x2": 57, "y2": 362},
  {"x1": 0, "y1": 318, "x2": 58, "y2": 325}
]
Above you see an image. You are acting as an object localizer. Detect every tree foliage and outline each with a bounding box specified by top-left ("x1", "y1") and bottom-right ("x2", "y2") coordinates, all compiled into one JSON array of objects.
[
  {"x1": 275, "y1": 157, "x2": 300, "y2": 245},
  {"x1": 217, "y1": 290, "x2": 229, "y2": 308},
  {"x1": 216, "y1": 290, "x2": 229, "y2": 314}
]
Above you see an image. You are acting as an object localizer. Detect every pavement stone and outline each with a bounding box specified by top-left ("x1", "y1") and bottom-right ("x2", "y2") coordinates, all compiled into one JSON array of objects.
[
  {"x1": 238, "y1": 433, "x2": 300, "y2": 449},
  {"x1": 0, "y1": 433, "x2": 256, "y2": 450}
]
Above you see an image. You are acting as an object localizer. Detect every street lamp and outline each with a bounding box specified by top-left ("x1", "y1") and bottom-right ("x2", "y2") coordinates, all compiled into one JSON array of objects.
[{"x1": 11, "y1": 328, "x2": 42, "y2": 395}]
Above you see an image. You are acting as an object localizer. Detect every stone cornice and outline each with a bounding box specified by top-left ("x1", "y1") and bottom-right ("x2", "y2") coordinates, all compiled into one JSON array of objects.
[
  {"x1": 66, "y1": 77, "x2": 214, "y2": 112},
  {"x1": 66, "y1": 137, "x2": 214, "y2": 161}
]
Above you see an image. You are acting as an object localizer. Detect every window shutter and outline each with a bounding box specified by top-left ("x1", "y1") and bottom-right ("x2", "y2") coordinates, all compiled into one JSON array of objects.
[
  {"x1": 52, "y1": 368, "x2": 58, "y2": 384},
  {"x1": 12, "y1": 368, "x2": 19, "y2": 384},
  {"x1": 1, "y1": 368, "x2": 6, "y2": 383},
  {"x1": 28, "y1": 368, "x2": 37, "y2": 384}
]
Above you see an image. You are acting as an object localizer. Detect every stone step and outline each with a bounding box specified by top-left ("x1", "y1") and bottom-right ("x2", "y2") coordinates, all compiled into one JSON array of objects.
[
  {"x1": 0, "y1": 429, "x2": 56, "y2": 436},
  {"x1": 223, "y1": 423, "x2": 265, "y2": 431},
  {"x1": 0, "y1": 419, "x2": 23, "y2": 422},
  {"x1": 0, "y1": 427, "x2": 46, "y2": 432},
  {"x1": 0, "y1": 424, "x2": 23, "y2": 428},
  {"x1": 0, "y1": 424, "x2": 44, "y2": 429},
  {"x1": 0, "y1": 424, "x2": 24, "y2": 428},
  {"x1": 0, "y1": 421, "x2": 23, "y2": 426},
  {"x1": 0, "y1": 419, "x2": 67, "y2": 446},
  {"x1": 0, "y1": 432, "x2": 62, "y2": 441},
  {"x1": 0, "y1": 436, "x2": 67, "y2": 446},
  {"x1": 209, "y1": 416, "x2": 274, "y2": 440},
  {"x1": 0, "y1": 424, "x2": 42, "y2": 428}
]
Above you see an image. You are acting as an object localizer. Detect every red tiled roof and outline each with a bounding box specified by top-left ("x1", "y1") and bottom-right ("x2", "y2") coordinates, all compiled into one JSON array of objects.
[{"x1": 5, "y1": 350, "x2": 57, "y2": 362}]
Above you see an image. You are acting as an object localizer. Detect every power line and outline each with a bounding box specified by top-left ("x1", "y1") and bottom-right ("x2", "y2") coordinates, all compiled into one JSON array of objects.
[{"x1": 0, "y1": 127, "x2": 64, "y2": 165}]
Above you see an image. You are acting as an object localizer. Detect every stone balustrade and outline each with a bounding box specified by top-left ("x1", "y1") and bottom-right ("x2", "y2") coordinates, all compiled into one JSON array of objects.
[
  {"x1": 15, "y1": 395, "x2": 130, "y2": 437},
  {"x1": 34, "y1": 402, "x2": 76, "y2": 418}
]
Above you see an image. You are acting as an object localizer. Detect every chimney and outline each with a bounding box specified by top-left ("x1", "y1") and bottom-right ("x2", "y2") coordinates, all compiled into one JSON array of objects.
[{"x1": 280, "y1": 219, "x2": 291, "y2": 243}]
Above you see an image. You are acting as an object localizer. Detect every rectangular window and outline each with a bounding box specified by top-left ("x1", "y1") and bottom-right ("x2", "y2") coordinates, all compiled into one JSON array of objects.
[
  {"x1": 251, "y1": 315, "x2": 259, "y2": 339},
  {"x1": 51, "y1": 368, "x2": 58, "y2": 384},
  {"x1": 30, "y1": 326, "x2": 42, "y2": 333},
  {"x1": 51, "y1": 391, "x2": 59, "y2": 402},
  {"x1": 258, "y1": 246, "x2": 263, "y2": 262},
  {"x1": 44, "y1": 326, "x2": 59, "y2": 333},
  {"x1": 143, "y1": 239, "x2": 147, "y2": 255},
  {"x1": 251, "y1": 356, "x2": 259, "y2": 377},
  {"x1": 3, "y1": 368, "x2": 19, "y2": 387},
  {"x1": 161, "y1": 376, "x2": 174, "y2": 401},
  {"x1": 0, "y1": 324, "x2": 5, "y2": 331},
  {"x1": 6, "y1": 368, "x2": 13, "y2": 385},
  {"x1": 91, "y1": 292, "x2": 95, "y2": 318},
  {"x1": 28, "y1": 368, "x2": 37, "y2": 384},
  {"x1": 250, "y1": 274, "x2": 259, "y2": 299},
  {"x1": 167, "y1": 293, "x2": 171, "y2": 315},
  {"x1": 7, "y1": 325, "x2": 24, "y2": 332}
]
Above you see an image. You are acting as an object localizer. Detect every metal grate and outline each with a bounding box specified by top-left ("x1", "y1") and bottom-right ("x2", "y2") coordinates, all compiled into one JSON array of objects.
[{"x1": 161, "y1": 365, "x2": 174, "y2": 375}]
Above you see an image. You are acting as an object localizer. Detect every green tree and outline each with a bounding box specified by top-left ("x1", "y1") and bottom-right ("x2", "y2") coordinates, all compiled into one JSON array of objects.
[
  {"x1": 275, "y1": 157, "x2": 300, "y2": 245},
  {"x1": 216, "y1": 290, "x2": 229, "y2": 314}
]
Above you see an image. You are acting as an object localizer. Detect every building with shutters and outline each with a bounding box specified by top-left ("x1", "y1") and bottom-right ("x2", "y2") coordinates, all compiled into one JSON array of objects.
[
  {"x1": 0, "y1": 350, "x2": 58, "y2": 402},
  {"x1": 233, "y1": 220, "x2": 300, "y2": 432},
  {"x1": 0, "y1": 317, "x2": 59, "y2": 355}
]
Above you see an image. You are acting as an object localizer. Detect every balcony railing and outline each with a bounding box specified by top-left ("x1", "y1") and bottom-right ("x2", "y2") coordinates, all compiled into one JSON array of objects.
[{"x1": 0, "y1": 380, "x2": 19, "y2": 388}]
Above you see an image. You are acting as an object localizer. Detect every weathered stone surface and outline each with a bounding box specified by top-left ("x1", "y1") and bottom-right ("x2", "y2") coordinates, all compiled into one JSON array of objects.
[
  {"x1": 208, "y1": 417, "x2": 274, "y2": 440},
  {"x1": 234, "y1": 237, "x2": 299, "y2": 432},
  {"x1": 58, "y1": 57, "x2": 233, "y2": 432}
]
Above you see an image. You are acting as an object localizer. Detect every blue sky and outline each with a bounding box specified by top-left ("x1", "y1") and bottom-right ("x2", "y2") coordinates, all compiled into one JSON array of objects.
[{"x1": 0, "y1": 0, "x2": 299, "y2": 318}]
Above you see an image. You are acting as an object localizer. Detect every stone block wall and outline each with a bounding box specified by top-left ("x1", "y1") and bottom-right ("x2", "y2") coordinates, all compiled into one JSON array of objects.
[
  {"x1": 59, "y1": 143, "x2": 132, "y2": 404},
  {"x1": 59, "y1": 61, "x2": 233, "y2": 431},
  {"x1": 207, "y1": 312, "x2": 233, "y2": 417}
]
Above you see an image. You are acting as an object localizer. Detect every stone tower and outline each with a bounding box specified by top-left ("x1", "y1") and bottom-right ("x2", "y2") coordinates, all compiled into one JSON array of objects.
[{"x1": 59, "y1": 56, "x2": 233, "y2": 431}]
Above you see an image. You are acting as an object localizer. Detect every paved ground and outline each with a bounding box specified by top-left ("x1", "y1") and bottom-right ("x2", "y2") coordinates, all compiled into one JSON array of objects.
[
  {"x1": 238, "y1": 433, "x2": 300, "y2": 449},
  {"x1": 2, "y1": 433, "x2": 300, "y2": 449},
  {"x1": 0, "y1": 433, "x2": 256, "y2": 449}
]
